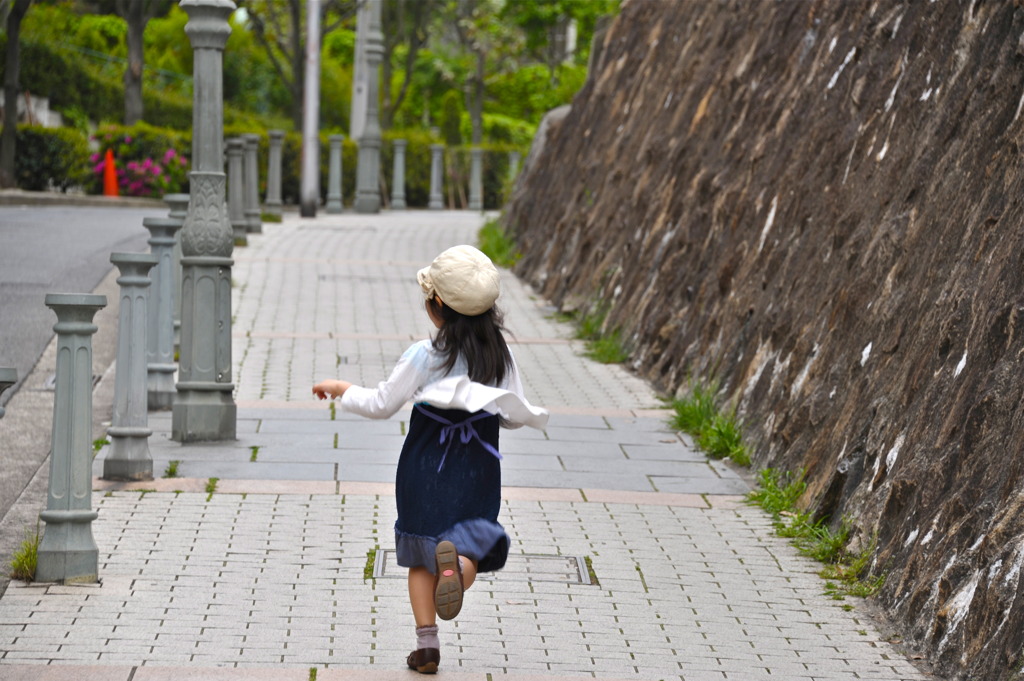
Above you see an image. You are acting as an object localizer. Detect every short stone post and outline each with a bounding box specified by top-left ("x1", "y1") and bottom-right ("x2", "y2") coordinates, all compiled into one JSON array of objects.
[
  {"x1": 164, "y1": 193, "x2": 189, "y2": 354},
  {"x1": 429, "y1": 143, "x2": 444, "y2": 210},
  {"x1": 226, "y1": 137, "x2": 248, "y2": 246},
  {"x1": 174, "y1": 0, "x2": 237, "y2": 442},
  {"x1": 326, "y1": 134, "x2": 344, "y2": 213},
  {"x1": 144, "y1": 217, "x2": 181, "y2": 411},
  {"x1": 36, "y1": 293, "x2": 106, "y2": 584},
  {"x1": 243, "y1": 133, "x2": 262, "y2": 233},
  {"x1": 105, "y1": 253, "x2": 158, "y2": 481},
  {"x1": 508, "y1": 150, "x2": 521, "y2": 183},
  {"x1": 0, "y1": 368, "x2": 17, "y2": 419},
  {"x1": 264, "y1": 130, "x2": 284, "y2": 217},
  {"x1": 469, "y1": 147, "x2": 483, "y2": 211},
  {"x1": 354, "y1": 0, "x2": 383, "y2": 214},
  {"x1": 391, "y1": 138, "x2": 407, "y2": 210}
]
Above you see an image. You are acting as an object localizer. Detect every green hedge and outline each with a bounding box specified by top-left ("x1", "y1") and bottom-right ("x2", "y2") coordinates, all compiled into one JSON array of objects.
[
  {"x1": 12, "y1": 125, "x2": 91, "y2": 192},
  {"x1": 90, "y1": 123, "x2": 191, "y2": 196},
  {"x1": 4, "y1": 122, "x2": 527, "y2": 207},
  {"x1": 1, "y1": 37, "x2": 268, "y2": 130}
]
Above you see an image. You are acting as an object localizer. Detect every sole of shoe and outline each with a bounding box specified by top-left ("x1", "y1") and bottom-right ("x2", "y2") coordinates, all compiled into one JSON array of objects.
[{"x1": 434, "y1": 540, "x2": 463, "y2": 620}]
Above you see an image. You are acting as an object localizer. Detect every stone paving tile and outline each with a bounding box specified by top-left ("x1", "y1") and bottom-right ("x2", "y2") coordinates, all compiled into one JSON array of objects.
[{"x1": 0, "y1": 489, "x2": 929, "y2": 679}]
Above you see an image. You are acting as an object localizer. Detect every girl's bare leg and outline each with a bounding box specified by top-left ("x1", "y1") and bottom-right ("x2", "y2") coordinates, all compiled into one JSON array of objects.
[
  {"x1": 408, "y1": 567, "x2": 436, "y2": 627},
  {"x1": 460, "y1": 555, "x2": 478, "y2": 589}
]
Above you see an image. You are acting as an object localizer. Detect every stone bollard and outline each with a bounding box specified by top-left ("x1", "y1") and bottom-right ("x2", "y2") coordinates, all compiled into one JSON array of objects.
[
  {"x1": 508, "y1": 150, "x2": 521, "y2": 183},
  {"x1": 429, "y1": 144, "x2": 444, "y2": 210},
  {"x1": 143, "y1": 217, "x2": 182, "y2": 411},
  {"x1": 105, "y1": 253, "x2": 158, "y2": 481},
  {"x1": 243, "y1": 133, "x2": 262, "y2": 234},
  {"x1": 326, "y1": 134, "x2": 344, "y2": 213},
  {"x1": 264, "y1": 130, "x2": 284, "y2": 217},
  {"x1": 174, "y1": 0, "x2": 237, "y2": 443},
  {"x1": 36, "y1": 293, "x2": 106, "y2": 584},
  {"x1": 0, "y1": 367, "x2": 17, "y2": 419},
  {"x1": 164, "y1": 193, "x2": 189, "y2": 354},
  {"x1": 226, "y1": 137, "x2": 248, "y2": 246},
  {"x1": 469, "y1": 147, "x2": 483, "y2": 211},
  {"x1": 391, "y1": 138, "x2": 407, "y2": 210},
  {"x1": 354, "y1": 0, "x2": 383, "y2": 214}
]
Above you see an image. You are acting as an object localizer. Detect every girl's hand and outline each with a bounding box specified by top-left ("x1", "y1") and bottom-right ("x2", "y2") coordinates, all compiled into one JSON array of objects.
[{"x1": 312, "y1": 379, "x2": 352, "y2": 400}]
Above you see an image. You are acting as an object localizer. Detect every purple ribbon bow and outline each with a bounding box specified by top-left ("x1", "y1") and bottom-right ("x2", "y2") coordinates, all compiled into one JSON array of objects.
[{"x1": 414, "y1": 404, "x2": 503, "y2": 472}]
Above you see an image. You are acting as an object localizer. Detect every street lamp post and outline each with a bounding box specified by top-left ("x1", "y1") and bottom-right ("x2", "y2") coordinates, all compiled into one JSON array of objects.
[
  {"x1": 173, "y1": 0, "x2": 237, "y2": 442},
  {"x1": 354, "y1": 0, "x2": 383, "y2": 214}
]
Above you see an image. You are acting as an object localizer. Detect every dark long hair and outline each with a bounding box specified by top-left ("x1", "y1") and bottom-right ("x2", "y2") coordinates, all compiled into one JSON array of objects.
[{"x1": 428, "y1": 297, "x2": 513, "y2": 386}]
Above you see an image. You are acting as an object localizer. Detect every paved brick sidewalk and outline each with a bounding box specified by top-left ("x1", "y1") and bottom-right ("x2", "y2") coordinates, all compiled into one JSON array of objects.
[
  {"x1": 0, "y1": 211, "x2": 934, "y2": 680},
  {"x1": 0, "y1": 489, "x2": 921, "y2": 680}
]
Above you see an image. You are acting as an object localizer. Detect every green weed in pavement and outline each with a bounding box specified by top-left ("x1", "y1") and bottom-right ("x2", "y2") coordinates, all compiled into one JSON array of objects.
[
  {"x1": 364, "y1": 547, "x2": 378, "y2": 581},
  {"x1": 669, "y1": 380, "x2": 750, "y2": 467},
  {"x1": 583, "y1": 555, "x2": 600, "y2": 586},
  {"x1": 748, "y1": 468, "x2": 885, "y2": 599},
  {"x1": 205, "y1": 477, "x2": 219, "y2": 501},
  {"x1": 9, "y1": 524, "x2": 40, "y2": 582}
]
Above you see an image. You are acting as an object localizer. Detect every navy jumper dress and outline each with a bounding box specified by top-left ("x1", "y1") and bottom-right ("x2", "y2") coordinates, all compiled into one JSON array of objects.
[{"x1": 394, "y1": 404, "x2": 510, "y2": 575}]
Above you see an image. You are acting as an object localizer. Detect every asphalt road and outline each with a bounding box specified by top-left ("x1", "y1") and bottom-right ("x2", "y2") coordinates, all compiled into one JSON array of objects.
[{"x1": 0, "y1": 205, "x2": 162, "y2": 406}]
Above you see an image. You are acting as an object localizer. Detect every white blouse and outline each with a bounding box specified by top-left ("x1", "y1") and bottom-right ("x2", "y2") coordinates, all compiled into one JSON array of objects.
[{"x1": 340, "y1": 339, "x2": 549, "y2": 430}]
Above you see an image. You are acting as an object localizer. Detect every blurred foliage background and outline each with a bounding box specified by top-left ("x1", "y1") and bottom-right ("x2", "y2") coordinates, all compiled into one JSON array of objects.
[{"x1": 0, "y1": 0, "x2": 619, "y2": 205}]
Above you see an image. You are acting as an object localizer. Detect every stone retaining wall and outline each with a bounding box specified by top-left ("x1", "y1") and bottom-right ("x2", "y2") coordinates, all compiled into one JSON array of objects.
[{"x1": 504, "y1": 1, "x2": 1024, "y2": 678}]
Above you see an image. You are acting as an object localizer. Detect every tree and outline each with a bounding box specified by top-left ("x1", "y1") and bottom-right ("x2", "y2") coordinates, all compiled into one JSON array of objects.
[
  {"x1": 115, "y1": 0, "x2": 174, "y2": 125},
  {"x1": 0, "y1": 0, "x2": 33, "y2": 188},
  {"x1": 380, "y1": 0, "x2": 438, "y2": 129},
  {"x1": 445, "y1": 0, "x2": 519, "y2": 145},
  {"x1": 501, "y1": 0, "x2": 619, "y2": 84},
  {"x1": 239, "y1": 0, "x2": 359, "y2": 130}
]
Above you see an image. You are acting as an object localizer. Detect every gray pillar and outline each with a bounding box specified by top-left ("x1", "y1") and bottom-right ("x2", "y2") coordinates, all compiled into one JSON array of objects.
[
  {"x1": 326, "y1": 134, "x2": 344, "y2": 213},
  {"x1": 226, "y1": 137, "x2": 248, "y2": 246},
  {"x1": 354, "y1": 0, "x2": 383, "y2": 214},
  {"x1": 164, "y1": 193, "x2": 188, "y2": 354},
  {"x1": 36, "y1": 293, "x2": 106, "y2": 584},
  {"x1": 174, "y1": 0, "x2": 236, "y2": 443},
  {"x1": 265, "y1": 130, "x2": 284, "y2": 216},
  {"x1": 300, "y1": 0, "x2": 321, "y2": 217},
  {"x1": 469, "y1": 147, "x2": 483, "y2": 211},
  {"x1": 429, "y1": 144, "x2": 444, "y2": 210},
  {"x1": 144, "y1": 217, "x2": 181, "y2": 411},
  {"x1": 105, "y1": 253, "x2": 158, "y2": 481},
  {"x1": 243, "y1": 133, "x2": 262, "y2": 233},
  {"x1": 508, "y1": 150, "x2": 520, "y2": 183},
  {"x1": 391, "y1": 138, "x2": 407, "y2": 210},
  {"x1": 349, "y1": 0, "x2": 370, "y2": 141},
  {"x1": 0, "y1": 367, "x2": 17, "y2": 419}
]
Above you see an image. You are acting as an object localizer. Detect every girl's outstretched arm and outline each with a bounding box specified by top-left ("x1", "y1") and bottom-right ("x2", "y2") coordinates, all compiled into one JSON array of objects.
[{"x1": 313, "y1": 379, "x2": 352, "y2": 400}]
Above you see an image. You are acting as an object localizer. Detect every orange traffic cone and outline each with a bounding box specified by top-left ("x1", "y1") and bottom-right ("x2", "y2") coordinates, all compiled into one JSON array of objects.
[{"x1": 103, "y1": 149, "x2": 119, "y2": 197}]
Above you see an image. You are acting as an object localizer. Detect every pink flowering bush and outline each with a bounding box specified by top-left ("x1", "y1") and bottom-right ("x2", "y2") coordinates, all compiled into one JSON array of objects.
[{"x1": 88, "y1": 123, "x2": 190, "y2": 196}]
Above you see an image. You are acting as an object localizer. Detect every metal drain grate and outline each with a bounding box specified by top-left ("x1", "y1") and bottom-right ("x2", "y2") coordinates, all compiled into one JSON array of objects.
[{"x1": 372, "y1": 549, "x2": 592, "y2": 585}]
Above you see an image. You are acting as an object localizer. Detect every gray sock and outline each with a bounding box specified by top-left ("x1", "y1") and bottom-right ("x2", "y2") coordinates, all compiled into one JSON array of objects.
[{"x1": 416, "y1": 625, "x2": 439, "y2": 650}]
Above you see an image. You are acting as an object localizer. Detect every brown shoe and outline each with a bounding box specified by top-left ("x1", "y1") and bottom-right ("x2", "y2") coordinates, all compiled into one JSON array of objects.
[
  {"x1": 407, "y1": 647, "x2": 440, "y2": 674},
  {"x1": 434, "y1": 540, "x2": 464, "y2": 620}
]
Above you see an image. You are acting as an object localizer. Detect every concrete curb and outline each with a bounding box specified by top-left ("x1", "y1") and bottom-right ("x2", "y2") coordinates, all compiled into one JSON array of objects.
[{"x1": 0, "y1": 190, "x2": 164, "y2": 208}]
